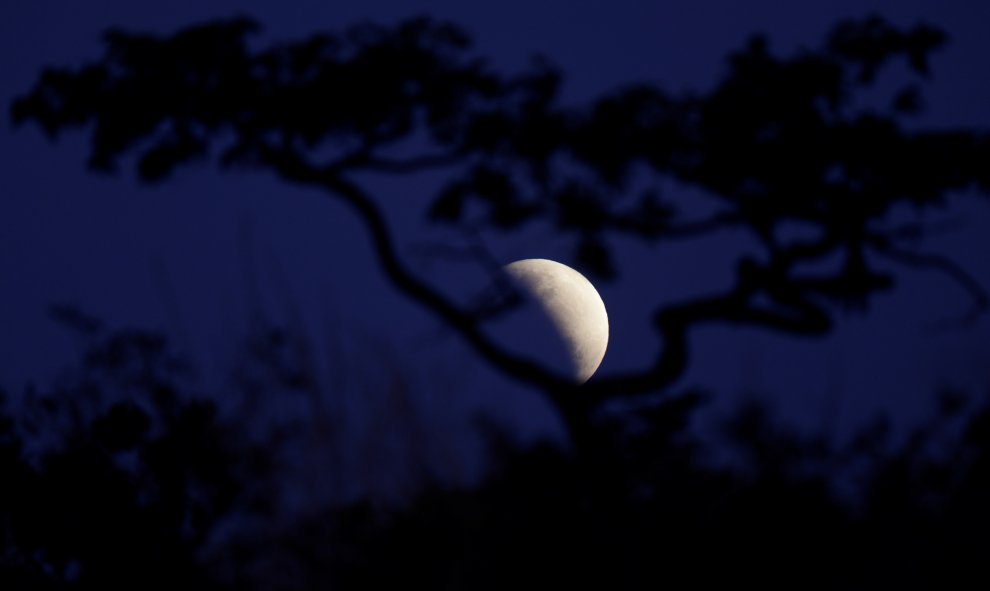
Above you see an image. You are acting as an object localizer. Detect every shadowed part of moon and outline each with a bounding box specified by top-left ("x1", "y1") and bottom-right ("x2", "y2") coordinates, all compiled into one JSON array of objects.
[{"x1": 504, "y1": 259, "x2": 609, "y2": 383}]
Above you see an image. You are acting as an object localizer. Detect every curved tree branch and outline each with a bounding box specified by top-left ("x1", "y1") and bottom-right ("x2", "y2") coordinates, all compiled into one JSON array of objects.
[{"x1": 252, "y1": 142, "x2": 587, "y2": 401}]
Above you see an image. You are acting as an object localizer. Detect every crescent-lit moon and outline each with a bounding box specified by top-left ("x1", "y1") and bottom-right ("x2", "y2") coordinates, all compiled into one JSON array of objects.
[{"x1": 504, "y1": 258, "x2": 609, "y2": 383}]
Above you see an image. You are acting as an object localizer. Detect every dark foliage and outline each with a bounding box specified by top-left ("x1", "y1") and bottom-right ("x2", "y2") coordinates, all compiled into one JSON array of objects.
[
  {"x1": 7, "y1": 13, "x2": 990, "y2": 589},
  {"x1": 0, "y1": 326, "x2": 248, "y2": 589},
  {"x1": 2, "y1": 320, "x2": 989, "y2": 589}
]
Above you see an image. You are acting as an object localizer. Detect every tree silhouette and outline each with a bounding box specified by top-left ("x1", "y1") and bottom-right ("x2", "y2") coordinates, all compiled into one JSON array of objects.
[
  {"x1": 5, "y1": 327, "x2": 989, "y2": 588},
  {"x1": 0, "y1": 319, "x2": 259, "y2": 589},
  {"x1": 7, "y1": 14, "x2": 990, "y2": 588},
  {"x1": 11, "y1": 14, "x2": 990, "y2": 441}
]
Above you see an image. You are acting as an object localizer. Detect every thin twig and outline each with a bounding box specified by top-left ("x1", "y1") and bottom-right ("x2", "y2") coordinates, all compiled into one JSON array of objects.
[{"x1": 875, "y1": 244, "x2": 988, "y2": 324}]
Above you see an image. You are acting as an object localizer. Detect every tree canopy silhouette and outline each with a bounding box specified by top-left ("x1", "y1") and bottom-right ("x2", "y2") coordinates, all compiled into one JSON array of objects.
[
  {"x1": 7, "y1": 13, "x2": 990, "y2": 589},
  {"x1": 11, "y1": 14, "x2": 990, "y2": 438}
]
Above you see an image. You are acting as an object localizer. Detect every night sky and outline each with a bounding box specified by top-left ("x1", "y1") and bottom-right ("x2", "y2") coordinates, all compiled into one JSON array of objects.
[{"x1": 3, "y1": 0, "x2": 990, "y2": 463}]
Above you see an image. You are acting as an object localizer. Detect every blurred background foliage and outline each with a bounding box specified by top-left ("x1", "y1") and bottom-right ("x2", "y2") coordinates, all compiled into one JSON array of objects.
[{"x1": 1, "y1": 310, "x2": 988, "y2": 588}]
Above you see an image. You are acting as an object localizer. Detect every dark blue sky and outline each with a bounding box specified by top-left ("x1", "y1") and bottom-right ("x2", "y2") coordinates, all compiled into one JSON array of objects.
[{"x1": 2, "y1": 0, "x2": 989, "y2": 460}]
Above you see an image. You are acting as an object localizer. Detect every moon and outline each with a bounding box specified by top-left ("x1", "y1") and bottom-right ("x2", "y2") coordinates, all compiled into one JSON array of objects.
[{"x1": 503, "y1": 258, "x2": 608, "y2": 383}]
